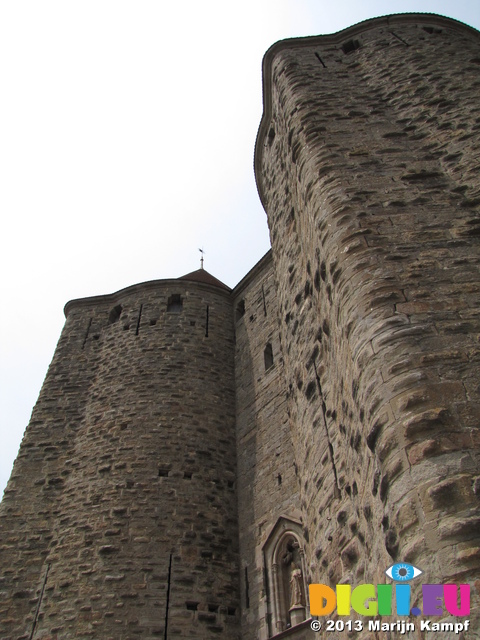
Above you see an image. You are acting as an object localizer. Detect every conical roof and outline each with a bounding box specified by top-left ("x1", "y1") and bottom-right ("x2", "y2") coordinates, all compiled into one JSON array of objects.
[{"x1": 178, "y1": 268, "x2": 230, "y2": 291}]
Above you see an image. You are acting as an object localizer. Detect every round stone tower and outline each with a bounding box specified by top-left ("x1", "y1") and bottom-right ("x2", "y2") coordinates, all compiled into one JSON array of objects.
[
  {"x1": 0, "y1": 270, "x2": 239, "y2": 639},
  {"x1": 255, "y1": 12, "x2": 480, "y2": 632}
]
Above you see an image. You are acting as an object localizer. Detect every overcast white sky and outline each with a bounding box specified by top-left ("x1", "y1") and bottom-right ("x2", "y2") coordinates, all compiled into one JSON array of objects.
[{"x1": 1, "y1": 0, "x2": 479, "y2": 497}]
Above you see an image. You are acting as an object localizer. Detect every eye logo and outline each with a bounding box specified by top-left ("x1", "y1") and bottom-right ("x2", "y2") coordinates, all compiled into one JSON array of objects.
[
  {"x1": 385, "y1": 562, "x2": 422, "y2": 582},
  {"x1": 309, "y1": 562, "x2": 470, "y2": 618}
]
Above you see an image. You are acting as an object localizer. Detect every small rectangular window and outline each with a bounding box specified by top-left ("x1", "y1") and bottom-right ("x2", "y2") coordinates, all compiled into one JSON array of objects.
[
  {"x1": 342, "y1": 39, "x2": 360, "y2": 54},
  {"x1": 236, "y1": 300, "x2": 245, "y2": 322},
  {"x1": 264, "y1": 343, "x2": 274, "y2": 371},
  {"x1": 167, "y1": 294, "x2": 183, "y2": 313}
]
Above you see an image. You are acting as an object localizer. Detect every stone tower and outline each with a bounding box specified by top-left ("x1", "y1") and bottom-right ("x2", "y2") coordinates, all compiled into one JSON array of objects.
[
  {"x1": 0, "y1": 271, "x2": 240, "y2": 638},
  {"x1": 1, "y1": 13, "x2": 480, "y2": 640},
  {"x1": 253, "y1": 12, "x2": 480, "y2": 638}
]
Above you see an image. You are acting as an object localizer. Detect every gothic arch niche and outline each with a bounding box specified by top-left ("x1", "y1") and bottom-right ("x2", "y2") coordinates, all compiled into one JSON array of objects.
[{"x1": 263, "y1": 517, "x2": 308, "y2": 636}]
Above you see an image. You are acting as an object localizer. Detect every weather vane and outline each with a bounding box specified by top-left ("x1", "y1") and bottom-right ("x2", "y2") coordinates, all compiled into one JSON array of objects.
[{"x1": 199, "y1": 247, "x2": 205, "y2": 269}]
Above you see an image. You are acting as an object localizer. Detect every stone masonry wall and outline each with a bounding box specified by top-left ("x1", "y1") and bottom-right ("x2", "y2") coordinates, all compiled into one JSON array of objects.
[
  {"x1": 0, "y1": 300, "x2": 101, "y2": 638},
  {"x1": 0, "y1": 278, "x2": 240, "y2": 640},
  {"x1": 233, "y1": 254, "x2": 304, "y2": 640},
  {"x1": 256, "y1": 15, "x2": 480, "y2": 638},
  {"x1": 2, "y1": 13, "x2": 480, "y2": 640}
]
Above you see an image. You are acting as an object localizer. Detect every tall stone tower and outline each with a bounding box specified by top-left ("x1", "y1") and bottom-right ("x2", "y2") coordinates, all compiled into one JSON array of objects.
[
  {"x1": 254, "y1": 11, "x2": 480, "y2": 638},
  {"x1": 1, "y1": 13, "x2": 480, "y2": 640},
  {"x1": 0, "y1": 271, "x2": 240, "y2": 638}
]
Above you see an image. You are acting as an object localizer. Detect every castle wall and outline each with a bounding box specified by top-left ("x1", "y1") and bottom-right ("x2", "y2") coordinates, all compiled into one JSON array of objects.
[
  {"x1": 233, "y1": 254, "x2": 304, "y2": 639},
  {"x1": 0, "y1": 279, "x2": 240, "y2": 640},
  {"x1": 256, "y1": 15, "x2": 480, "y2": 635},
  {"x1": 1, "y1": 13, "x2": 480, "y2": 640},
  {"x1": 0, "y1": 299, "x2": 101, "y2": 636}
]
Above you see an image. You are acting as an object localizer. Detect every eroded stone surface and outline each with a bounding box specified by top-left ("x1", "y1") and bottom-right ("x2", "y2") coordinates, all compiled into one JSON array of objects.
[
  {"x1": 1, "y1": 13, "x2": 480, "y2": 640},
  {"x1": 256, "y1": 15, "x2": 480, "y2": 639}
]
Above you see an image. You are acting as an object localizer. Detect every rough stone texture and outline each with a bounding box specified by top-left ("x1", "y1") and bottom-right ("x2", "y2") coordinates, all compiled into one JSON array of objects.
[
  {"x1": 256, "y1": 13, "x2": 480, "y2": 639},
  {"x1": 234, "y1": 254, "x2": 302, "y2": 639},
  {"x1": 0, "y1": 278, "x2": 240, "y2": 639},
  {"x1": 1, "y1": 13, "x2": 480, "y2": 640}
]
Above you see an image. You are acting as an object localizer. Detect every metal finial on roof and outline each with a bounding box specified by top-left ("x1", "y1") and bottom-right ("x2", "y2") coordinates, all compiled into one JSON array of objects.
[{"x1": 199, "y1": 247, "x2": 205, "y2": 269}]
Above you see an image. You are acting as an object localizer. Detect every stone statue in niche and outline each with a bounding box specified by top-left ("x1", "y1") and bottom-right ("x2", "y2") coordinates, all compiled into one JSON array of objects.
[
  {"x1": 289, "y1": 563, "x2": 304, "y2": 607},
  {"x1": 282, "y1": 539, "x2": 306, "y2": 626}
]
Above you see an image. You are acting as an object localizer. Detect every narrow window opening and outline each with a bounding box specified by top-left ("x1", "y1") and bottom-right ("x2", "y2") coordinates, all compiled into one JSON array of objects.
[
  {"x1": 82, "y1": 318, "x2": 93, "y2": 350},
  {"x1": 264, "y1": 343, "x2": 274, "y2": 371},
  {"x1": 390, "y1": 30, "x2": 409, "y2": 46},
  {"x1": 235, "y1": 299, "x2": 245, "y2": 322},
  {"x1": 135, "y1": 304, "x2": 143, "y2": 336},
  {"x1": 314, "y1": 52, "x2": 326, "y2": 67},
  {"x1": 342, "y1": 39, "x2": 360, "y2": 54},
  {"x1": 244, "y1": 567, "x2": 250, "y2": 609},
  {"x1": 205, "y1": 305, "x2": 209, "y2": 337},
  {"x1": 262, "y1": 285, "x2": 267, "y2": 317},
  {"x1": 29, "y1": 562, "x2": 51, "y2": 640},
  {"x1": 267, "y1": 126, "x2": 275, "y2": 145},
  {"x1": 167, "y1": 294, "x2": 183, "y2": 313},
  {"x1": 164, "y1": 553, "x2": 173, "y2": 640},
  {"x1": 108, "y1": 305, "x2": 122, "y2": 324},
  {"x1": 277, "y1": 474, "x2": 282, "y2": 486}
]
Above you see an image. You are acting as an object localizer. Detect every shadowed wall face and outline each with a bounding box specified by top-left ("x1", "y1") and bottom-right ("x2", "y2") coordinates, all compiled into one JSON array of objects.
[
  {"x1": 0, "y1": 280, "x2": 240, "y2": 639},
  {"x1": 234, "y1": 255, "x2": 302, "y2": 639},
  {"x1": 257, "y1": 16, "x2": 480, "y2": 622}
]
